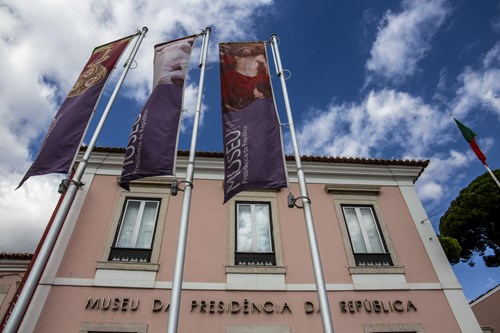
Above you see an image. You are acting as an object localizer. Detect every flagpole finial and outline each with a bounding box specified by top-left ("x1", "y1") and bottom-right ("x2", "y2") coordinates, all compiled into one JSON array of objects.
[
  {"x1": 142, "y1": 27, "x2": 148, "y2": 33},
  {"x1": 205, "y1": 27, "x2": 211, "y2": 33}
]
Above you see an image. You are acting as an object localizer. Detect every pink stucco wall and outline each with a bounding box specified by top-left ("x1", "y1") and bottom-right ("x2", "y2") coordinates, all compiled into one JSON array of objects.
[
  {"x1": 472, "y1": 288, "x2": 500, "y2": 330},
  {"x1": 34, "y1": 286, "x2": 461, "y2": 332},
  {"x1": 56, "y1": 176, "x2": 440, "y2": 285},
  {"x1": 33, "y1": 173, "x2": 462, "y2": 332},
  {"x1": 0, "y1": 274, "x2": 23, "y2": 320}
]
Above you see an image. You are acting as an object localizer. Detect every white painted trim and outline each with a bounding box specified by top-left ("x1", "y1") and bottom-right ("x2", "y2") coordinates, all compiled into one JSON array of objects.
[
  {"x1": 24, "y1": 173, "x2": 95, "y2": 331},
  {"x1": 0, "y1": 260, "x2": 30, "y2": 272},
  {"x1": 399, "y1": 185, "x2": 458, "y2": 284},
  {"x1": 226, "y1": 273, "x2": 286, "y2": 291},
  {"x1": 352, "y1": 273, "x2": 408, "y2": 290},
  {"x1": 18, "y1": 284, "x2": 50, "y2": 333},
  {"x1": 49, "y1": 277, "x2": 456, "y2": 292},
  {"x1": 42, "y1": 173, "x2": 95, "y2": 282},
  {"x1": 84, "y1": 152, "x2": 424, "y2": 186},
  {"x1": 470, "y1": 285, "x2": 500, "y2": 307},
  {"x1": 94, "y1": 269, "x2": 156, "y2": 288},
  {"x1": 50, "y1": 278, "x2": 93, "y2": 286},
  {"x1": 444, "y1": 289, "x2": 482, "y2": 333},
  {"x1": 399, "y1": 185, "x2": 482, "y2": 333}
]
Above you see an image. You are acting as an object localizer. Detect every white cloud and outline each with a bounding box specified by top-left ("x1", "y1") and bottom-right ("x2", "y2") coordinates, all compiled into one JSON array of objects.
[
  {"x1": 0, "y1": 0, "x2": 274, "y2": 252},
  {"x1": 294, "y1": 88, "x2": 484, "y2": 206},
  {"x1": 296, "y1": 89, "x2": 450, "y2": 158},
  {"x1": 452, "y1": 42, "x2": 500, "y2": 118},
  {"x1": 366, "y1": 0, "x2": 450, "y2": 81},
  {"x1": 180, "y1": 82, "x2": 207, "y2": 133},
  {"x1": 414, "y1": 149, "x2": 468, "y2": 202},
  {"x1": 482, "y1": 42, "x2": 500, "y2": 68},
  {"x1": 486, "y1": 277, "x2": 498, "y2": 289},
  {"x1": 418, "y1": 181, "x2": 443, "y2": 201},
  {"x1": 0, "y1": 174, "x2": 62, "y2": 252},
  {"x1": 491, "y1": 16, "x2": 500, "y2": 34}
]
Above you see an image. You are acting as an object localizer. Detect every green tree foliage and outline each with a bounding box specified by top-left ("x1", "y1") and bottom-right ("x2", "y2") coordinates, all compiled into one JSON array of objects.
[
  {"x1": 438, "y1": 236, "x2": 461, "y2": 264},
  {"x1": 439, "y1": 169, "x2": 500, "y2": 267}
]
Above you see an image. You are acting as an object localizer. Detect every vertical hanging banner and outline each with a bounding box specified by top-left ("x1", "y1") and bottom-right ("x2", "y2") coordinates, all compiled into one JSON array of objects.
[
  {"x1": 17, "y1": 35, "x2": 133, "y2": 188},
  {"x1": 219, "y1": 42, "x2": 287, "y2": 203},
  {"x1": 120, "y1": 35, "x2": 197, "y2": 190}
]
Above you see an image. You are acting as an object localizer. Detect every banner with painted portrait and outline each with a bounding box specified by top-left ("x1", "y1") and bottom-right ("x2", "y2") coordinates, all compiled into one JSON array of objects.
[{"x1": 219, "y1": 41, "x2": 287, "y2": 203}]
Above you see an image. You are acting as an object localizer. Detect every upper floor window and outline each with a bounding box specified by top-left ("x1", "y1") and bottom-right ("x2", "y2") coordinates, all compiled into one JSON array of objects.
[
  {"x1": 235, "y1": 202, "x2": 275, "y2": 266},
  {"x1": 325, "y1": 184, "x2": 403, "y2": 274},
  {"x1": 342, "y1": 205, "x2": 392, "y2": 266},
  {"x1": 225, "y1": 191, "x2": 286, "y2": 275},
  {"x1": 98, "y1": 176, "x2": 172, "y2": 272},
  {"x1": 109, "y1": 198, "x2": 160, "y2": 263}
]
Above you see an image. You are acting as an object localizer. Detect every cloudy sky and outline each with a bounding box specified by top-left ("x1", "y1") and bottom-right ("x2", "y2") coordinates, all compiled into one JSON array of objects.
[{"x1": 1, "y1": 0, "x2": 499, "y2": 300}]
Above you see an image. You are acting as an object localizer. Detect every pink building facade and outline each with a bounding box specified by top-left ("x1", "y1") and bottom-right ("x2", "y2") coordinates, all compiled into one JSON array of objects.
[
  {"x1": 11, "y1": 148, "x2": 482, "y2": 332},
  {"x1": 0, "y1": 253, "x2": 31, "y2": 324},
  {"x1": 471, "y1": 285, "x2": 500, "y2": 333}
]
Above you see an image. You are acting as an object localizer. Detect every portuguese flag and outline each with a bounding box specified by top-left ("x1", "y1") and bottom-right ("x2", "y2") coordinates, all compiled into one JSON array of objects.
[{"x1": 453, "y1": 117, "x2": 488, "y2": 166}]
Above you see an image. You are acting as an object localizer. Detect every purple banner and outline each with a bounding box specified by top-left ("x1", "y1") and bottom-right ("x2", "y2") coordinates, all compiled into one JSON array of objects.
[
  {"x1": 220, "y1": 42, "x2": 287, "y2": 203},
  {"x1": 119, "y1": 35, "x2": 196, "y2": 190},
  {"x1": 18, "y1": 35, "x2": 133, "y2": 188}
]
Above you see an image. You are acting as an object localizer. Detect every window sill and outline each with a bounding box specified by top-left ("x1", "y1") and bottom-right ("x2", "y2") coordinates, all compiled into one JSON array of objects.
[
  {"x1": 96, "y1": 261, "x2": 159, "y2": 271},
  {"x1": 225, "y1": 265, "x2": 286, "y2": 274},
  {"x1": 348, "y1": 266, "x2": 405, "y2": 275}
]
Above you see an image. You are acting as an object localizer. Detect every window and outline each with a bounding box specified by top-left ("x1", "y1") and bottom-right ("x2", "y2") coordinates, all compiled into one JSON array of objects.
[
  {"x1": 109, "y1": 198, "x2": 160, "y2": 262},
  {"x1": 0, "y1": 284, "x2": 9, "y2": 314},
  {"x1": 342, "y1": 205, "x2": 392, "y2": 266},
  {"x1": 98, "y1": 176, "x2": 172, "y2": 271},
  {"x1": 235, "y1": 202, "x2": 275, "y2": 266},
  {"x1": 226, "y1": 191, "x2": 285, "y2": 275},
  {"x1": 326, "y1": 184, "x2": 403, "y2": 274}
]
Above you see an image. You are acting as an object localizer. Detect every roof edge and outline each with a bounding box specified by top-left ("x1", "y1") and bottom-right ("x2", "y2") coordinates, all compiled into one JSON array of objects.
[{"x1": 81, "y1": 146, "x2": 430, "y2": 169}]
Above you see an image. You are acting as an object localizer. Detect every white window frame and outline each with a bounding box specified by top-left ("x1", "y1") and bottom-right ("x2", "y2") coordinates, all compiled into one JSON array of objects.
[
  {"x1": 342, "y1": 205, "x2": 387, "y2": 254},
  {"x1": 114, "y1": 198, "x2": 160, "y2": 250},
  {"x1": 0, "y1": 284, "x2": 10, "y2": 318},
  {"x1": 326, "y1": 184, "x2": 403, "y2": 274},
  {"x1": 98, "y1": 176, "x2": 172, "y2": 271},
  {"x1": 226, "y1": 191, "x2": 285, "y2": 274},
  {"x1": 235, "y1": 202, "x2": 274, "y2": 260}
]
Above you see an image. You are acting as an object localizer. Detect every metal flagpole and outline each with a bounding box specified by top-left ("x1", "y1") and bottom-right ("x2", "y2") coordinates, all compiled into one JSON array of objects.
[
  {"x1": 485, "y1": 165, "x2": 500, "y2": 189},
  {"x1": 270, "y1": 34, "x2": 335, "y2": 333},
  {"x1": 3, "y1": 26, "x2": 148, "y2": 333},
  {"x1": 166, "y1": 27, "x2": 210, "y2": 333}
]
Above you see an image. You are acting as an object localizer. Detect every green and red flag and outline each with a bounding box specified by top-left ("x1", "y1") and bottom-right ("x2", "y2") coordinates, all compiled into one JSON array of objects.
[{"x1": 453, "y1": 117, "x2": 487, "y2": 166}]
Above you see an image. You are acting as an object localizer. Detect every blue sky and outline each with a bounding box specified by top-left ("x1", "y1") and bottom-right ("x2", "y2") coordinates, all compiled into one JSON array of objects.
[{"x1": 0, "y1": 0, "x2": 498, "y2": 301}]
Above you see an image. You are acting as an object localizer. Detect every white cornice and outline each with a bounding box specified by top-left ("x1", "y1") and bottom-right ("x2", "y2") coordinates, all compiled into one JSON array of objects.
[{"x1": 79, "y1": 152, "x2": 425, "y2": 187}]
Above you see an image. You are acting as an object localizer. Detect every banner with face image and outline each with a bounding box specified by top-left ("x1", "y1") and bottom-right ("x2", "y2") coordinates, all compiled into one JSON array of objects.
[{"x1": 120, "y1": 35, "x2": 197, "y2": 190}]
